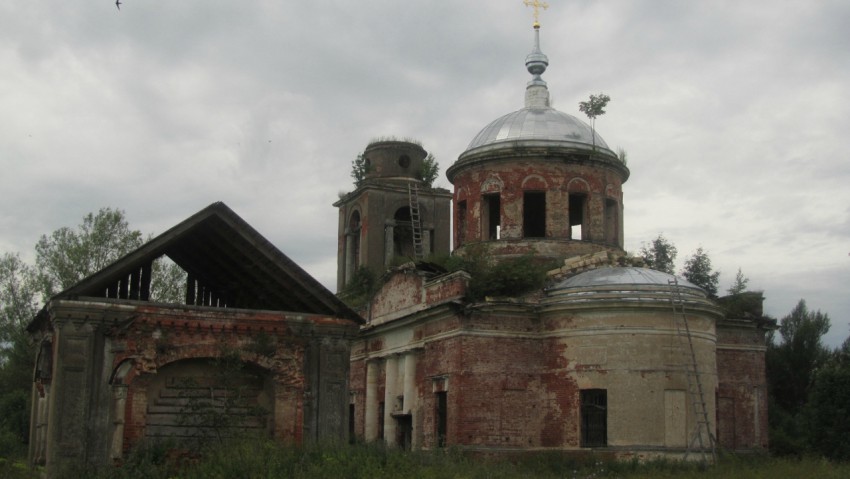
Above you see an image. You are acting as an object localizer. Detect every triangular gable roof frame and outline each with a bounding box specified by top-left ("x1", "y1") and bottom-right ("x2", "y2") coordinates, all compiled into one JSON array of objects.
[{"x1": 38, "y1": 202, "x2": 362, "y2": 324}]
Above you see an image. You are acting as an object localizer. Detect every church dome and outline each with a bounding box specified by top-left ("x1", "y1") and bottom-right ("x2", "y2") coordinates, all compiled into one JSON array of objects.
[
  {"x1": 543, "y1": 266, "x2": 723, "y2": 325},
  {"x1": 464, "y1": 107, "x2": 611, "y2": 156},
  {"x1": 551, "y1": 267, "x2": 700, "y2": 291},
  {"x1": 451, "y1": 23, "x2": 619, "y2": 169}
]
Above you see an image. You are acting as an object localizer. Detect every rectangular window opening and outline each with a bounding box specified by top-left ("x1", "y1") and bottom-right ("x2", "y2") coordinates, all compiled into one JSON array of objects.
[
  {"x1": 457, "y1": 200, "x2": 467, "y2": 247},
  {"x1": 523, "y1": 191, "x2": 547, "y2": 238},
  {"x1": 604, "y1": 199, "x2": 618, "y2": 246},
  {"x1": 349, "y1": 403, "x2": 356, "y2": 444},
  {"x1": 569, "y1": 193, "x2": 587, "y2": 240},
  {"x1": 436, "y1": 391, "x2": 447, "y2": 447},
  {"x1": 482, "y1": 193, "x2": 501, "y2": 240},
  {"x1": 580, "y1": 389, "x2": 607, "y2": 447},
  {"x1": 378, "y1": 401, "x2": 385, "y2": 440}
]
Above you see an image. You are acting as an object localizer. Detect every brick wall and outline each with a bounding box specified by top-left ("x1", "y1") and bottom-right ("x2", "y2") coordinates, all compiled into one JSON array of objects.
[{"x1": 716, "y1": 322, "x2": 770, "y2": 451}]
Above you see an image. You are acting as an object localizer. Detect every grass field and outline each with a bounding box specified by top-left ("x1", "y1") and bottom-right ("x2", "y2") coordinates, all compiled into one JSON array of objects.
[{"x1": 3, "y1": 442, "x2": 848, "y2": 478}]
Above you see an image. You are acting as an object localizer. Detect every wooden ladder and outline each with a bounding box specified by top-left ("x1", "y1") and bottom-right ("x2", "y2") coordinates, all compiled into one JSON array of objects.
[
  {"x1": 669, "y1": 278, "x2": 717, "y2": 465},
  {"x1": 408, "y1": 183, "x2": 424, "y2": 260}
]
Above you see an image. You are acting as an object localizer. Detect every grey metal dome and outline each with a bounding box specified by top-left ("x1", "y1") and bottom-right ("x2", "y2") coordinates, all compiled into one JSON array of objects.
[
  {"x1": 458, "y1": 24, "x2": 614, "y2": 160},
  {"x1": 544, "y1": 266, "x2": 716, "y2": 312},
  {"x1": 465, "y1": 107, "x2": 610, "y2": 153},
  {"x1": 551, "y1": 267, "x2": 701, "y2": 292}
]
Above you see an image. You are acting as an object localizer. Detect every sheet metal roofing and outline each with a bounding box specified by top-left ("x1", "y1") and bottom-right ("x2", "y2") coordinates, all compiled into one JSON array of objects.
[
  {"x1": 465, "y1": 107, "x2": 610, "y2": 152},
  {"x1": 551, "y1": 267, "x2": 701, "y2": 292}
]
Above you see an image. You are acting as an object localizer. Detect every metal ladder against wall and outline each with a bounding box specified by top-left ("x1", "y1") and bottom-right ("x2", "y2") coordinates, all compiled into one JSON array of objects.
[
  {"x1": 668, "y1": 278, "x2": 717, "y2": 464},
  {"x1": 408, "y1": 182, "x2": 425, "y2": 260}
]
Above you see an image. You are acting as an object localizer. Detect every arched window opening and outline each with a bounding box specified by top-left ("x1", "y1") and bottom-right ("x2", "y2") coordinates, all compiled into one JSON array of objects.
[
  {"x1": 344, "y1": 211, "x2": 362, "y2": 285},
  {"x1": 523, "y1": 191, "x2": 546, "y2": 238},
  {"x1": 481, "y1": 193, "x2": 501, "y2": 240},
  {"x1": 393, "y1": 207, "x2": 415, "y2": 259},
  {"x1": 350, "y1": 211, "x2": 361, "y2": 269},
  {"x1": 569, "y1": 193, "x2": 588, "y2": 240}
]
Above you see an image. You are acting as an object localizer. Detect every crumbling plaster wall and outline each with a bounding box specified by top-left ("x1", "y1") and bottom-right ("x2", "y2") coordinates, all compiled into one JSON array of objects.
[
  {"x1": 542, "y1": 307, "x2": 718, "y2": 451},
  {"x1": 351, "y1": 288, "x2": 723, "y2": 456},
  {"x1": 34, "y1": 299, "x2": 356, "y2": 475}
]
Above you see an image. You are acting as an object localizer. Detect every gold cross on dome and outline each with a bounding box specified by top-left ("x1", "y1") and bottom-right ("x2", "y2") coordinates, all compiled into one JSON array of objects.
[{"x1": 524, "y1": 0, "x2": 549, "y2": 27}]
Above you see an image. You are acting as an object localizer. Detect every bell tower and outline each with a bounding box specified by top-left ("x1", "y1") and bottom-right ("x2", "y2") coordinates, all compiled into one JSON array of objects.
[{"x1": 334, "y1": 140, "x2": 452, "y2": 291}]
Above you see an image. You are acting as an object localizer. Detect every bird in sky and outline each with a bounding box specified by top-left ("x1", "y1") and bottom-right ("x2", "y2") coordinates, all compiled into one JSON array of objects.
[{"x1": 115, "y1": 0, "x2": 121, "y2": 11}]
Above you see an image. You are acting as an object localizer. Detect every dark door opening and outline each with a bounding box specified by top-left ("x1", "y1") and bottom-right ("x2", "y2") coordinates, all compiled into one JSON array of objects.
[
  {"x1": 580, "y1": 389, "x2": 607, "y2": 447},
  {"x1": 395, "y1": 415, "x2": 412, "y2": 450}
]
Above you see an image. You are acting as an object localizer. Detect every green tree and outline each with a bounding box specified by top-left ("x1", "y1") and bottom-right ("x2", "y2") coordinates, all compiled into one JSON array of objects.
[
  {"x1": 806, "y1": 363, "x2": 850, "y2": 460},
  {"x1": 417, "y1": 153, "x2": 440, "y2": 187},
  {"x1": 769, "y1": 299, "x2": 831, "y2": 412},
  {"x1": 681, "y1": 247, "x2": 720, "y2": 297},
  {"x1": 766, "y1": 299, "x2": 832, "y2": 455},
  {"x1": 727, "y1": 267, "x2": 749, "y2": 295},
  {"x1": 351, "y1": 153, "x2": 371, "y2": 187},
  {"x1": 0, "y1": 253, "x2": 38, "y2": 355},
  {"x1": 149, "y1": 256, "x2": 187, "y2": 304},
  {"x1": 616, "y1": 146, "x2": 628, "y2": 165},
  {"x1": 639, "y1": 234, "x2": 677, "y2": 275},
  {"x1": 0, "y1": 254, "x2": 38, "y2": 456},
  {"x1": 0, "y1": 209, "x2": 187, "y2": 457},
  {"x1": 338, "y1": 266, "x2": 378, "y2": 309},
  {"x1": 578, "y1": 93, "x2": 610, "y2": 152},
  {"x1": 35, "y1": 208, "x2": 144, "y2": 298},
  {"x1": 34, "y1": 208, "x2": 184, "y2": 302}
]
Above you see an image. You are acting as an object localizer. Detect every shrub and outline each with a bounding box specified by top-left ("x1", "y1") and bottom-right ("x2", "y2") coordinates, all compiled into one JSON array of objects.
[
  {"x1": 339, "y1": 266, "x2": 379, "y2": 309},
  {"x1": 438, "y1": 244, "x2": 555, "y2": 301}
]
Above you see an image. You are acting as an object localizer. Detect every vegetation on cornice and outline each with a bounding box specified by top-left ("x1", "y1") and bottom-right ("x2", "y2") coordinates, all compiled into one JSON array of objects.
[
  {"x1": 432, "y1": 244, "x2": 557, "y2": 301},
  {"x1": 366, "y1": 136, "x2": 423, "y2": 147}
]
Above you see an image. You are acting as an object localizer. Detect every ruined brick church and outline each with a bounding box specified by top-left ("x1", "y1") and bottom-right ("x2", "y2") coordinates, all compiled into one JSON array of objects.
[
  {"x1": 337, "y1": 20, "x2": 772, "y2": 457},
  {"x1": 27, "y1": 10, "x2": 772, "y2": 476}
]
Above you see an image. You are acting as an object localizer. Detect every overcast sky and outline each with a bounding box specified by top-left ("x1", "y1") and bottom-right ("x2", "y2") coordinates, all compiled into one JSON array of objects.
[{"x1": 1, "y1": 1, "x2": 848, "y2": 346}]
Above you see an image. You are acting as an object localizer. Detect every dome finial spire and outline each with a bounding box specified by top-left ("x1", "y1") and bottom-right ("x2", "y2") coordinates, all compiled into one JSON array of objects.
[{"x1": 523, "y1": 0, "x2": 550, "y2": 107}]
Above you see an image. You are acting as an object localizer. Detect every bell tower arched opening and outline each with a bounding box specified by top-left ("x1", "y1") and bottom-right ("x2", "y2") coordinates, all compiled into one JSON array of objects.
[{"x1": 392, "y1": 207, "x2": 415, "y2": 259}]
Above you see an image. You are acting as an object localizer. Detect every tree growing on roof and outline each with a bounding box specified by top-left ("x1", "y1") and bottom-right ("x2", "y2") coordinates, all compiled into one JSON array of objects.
[
  {"x1": 351, "y1": 153, "x2": 371, "y2": 187},
  {"x1": 639, "y1": 233, "x2": 677, "y2": 275},
  {"x1": 579, "y1": 93, "x2": 610, "y2": 153},
  {"x1": 727, "y1": 267, "x2": 750, "y2": 295},
  {"x1": 681, "y1": 247, "x2": 720, "y2": 297},
  {"x1": 417, "y1": 153, "x2": 440, "y2": 188}
]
